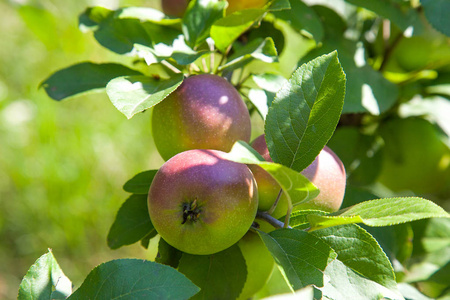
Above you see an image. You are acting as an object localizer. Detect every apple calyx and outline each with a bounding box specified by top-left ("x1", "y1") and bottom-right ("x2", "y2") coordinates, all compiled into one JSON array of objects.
[{"x1": 181, "y1": 199, "x2": 202, "y2": 224}]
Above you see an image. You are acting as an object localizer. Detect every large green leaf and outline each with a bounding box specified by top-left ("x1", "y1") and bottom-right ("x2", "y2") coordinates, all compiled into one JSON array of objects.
[
  {"x1": 107, "y1": 194, "x2": 155, "y2": 250},
  {"x1": 182, "y1": 0, "x2": 226, "y2": 48},
  {"x1": 210, "y1": 9, "x2": 265, "y2": 53},
  {"x1": 68, "y1": 259, "x2": 200, "y2": 299},
  {"x1": 265, "y1": 51, "x2": 346, "y2": 172},
  {"x1": 219, "y1": 37, "x2": 278, "y2": 72},
  {"x1": 312, "y1": 224, "x2": 398, "y2": 291},
  {"x1": 258, "y1": 229, "x2": 337, "y2": 290},
  {"x1": 178, "y1": 245, "x2": 246, "y2": 300},
  {"x1": 41, "y1": 62, "x2": 142, "y2": 101},
  {"x1": 18, "y1": 250, "x2": 72, "y2": 300},
  {"x1": 308, "y1": 198, "x2": 450, "y2": 231},
  {"x1": 106, "y1": 74, "x2": 184, "y2": 119},
  {"x1": 224, "y1": 141, "x2": 319, "y2": 209},
  {"x1": 123, "y1": 170, "x2": 158, "y2": 194},
  {"x1": 421, "y1": 0, "x2": 450, "y2": 36},
  {"x1": 319, "y1": 260, "x2": 403, "y2": 300}
]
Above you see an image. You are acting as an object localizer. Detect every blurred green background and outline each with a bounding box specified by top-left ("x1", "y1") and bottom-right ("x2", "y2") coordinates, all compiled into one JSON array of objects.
[{"x1": 0, "y1": 0, "x2": 167, "y2": 298}]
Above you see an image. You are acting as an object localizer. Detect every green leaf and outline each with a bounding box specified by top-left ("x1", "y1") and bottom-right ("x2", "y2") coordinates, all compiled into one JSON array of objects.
[
  {"x1": 344, "y1": 0, "x2": 425, "y2": 36},
  {"x1": 308, "y1": 198, "x2": 450, "y2": 231},
  {"x1": 115, "y1": 7, "x2": 182, "y2": 26},
  {"x1": 267, "y1": 0, "x2": 291, "y2": 11},
  {"x1": 225, "y1": 141, "x2": 319, "y2": 209},
  {"x1": 219, "y1": 37, "x2": 278, "y2": 72},
  {"x1": 123, "y1": 170, "x2": 158, "y2": 194},
  {"x1": 182, "y1": 0, "x2": 226, "y2": 48},
  {"x1": 78, "y1": 6, "x2": 112, "y2": 31},
  {"x1": 397, "y1": 283, "x2": 433, "y2": 300},
  {"x1": 156, "y1": 238, "x2": 183, "y2": 269},
  {"x1": 134, "y1": 37, "x2": 208, "y2": 66},
  {"x1": 252, "y1": 73, "x2": 287, "y2": 93},
  {"x1": 80, "y1": 7, "x2": 153, "y2": 54},
  {"x1": 258, "y1": 229, "x2": 337, "y2": 290},
  {"x1": 312, "y1": 224, "x2": 398, "y2": 290},
  {"x1": 319, "y1": 260, "x2": 403, "y2": 300},
  {"x1": 246, "y1": 73, "x2": 287, "y2": 120},
  {"x1": 18, "y1": 250, "x2": 72, "y2": 300},
  {"x1": 289, "y1": 209, "x2": 328, "y2": 229},
  {"x1": 178, "y1": 244, "x2": 246, "y2": 300},
  {"x1": 210, "y1": 9, "x2": 265, "y2": 53},
  {"x1": 19, "y1": 5, "x2": 60, "y2": 49},
  {"x1": 155, "y1": 238, "x2": 182, "y2": 267},
  {"x1": 363, "y1": 223, "x2": 414, "y2": 267},
  {"x1": 265, "y1": 51, "x2": 346, "y2": 172},
  {"x1": 421, "y1": 0, "x2": 450, "y2": 36},
  {"x1": 106, "y1": 74, "x2": 184, "y2": 119},
  {"x1": 68, "y1": 259, "x2": 200, "y2": 299},
  {"x1": 274, "y1": 0, "x2": 324, "y2": 43},
  {"x1": 107, "y1": 194, "x2": 155, "y2": 250},
  {"x1": 41, "y1": 62, "x2": 142, "y2": 101}
]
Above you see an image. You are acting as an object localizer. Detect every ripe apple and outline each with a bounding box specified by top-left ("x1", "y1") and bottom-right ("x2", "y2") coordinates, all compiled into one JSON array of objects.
[
  {"x1": 161, "y1": 0, "x2": 190, "y2": 17},
  {"x1": 249, "y1": 134, "x2": 346, "y2": 219},
  {"x1": 148, "y1": 149, "x2": 258, "y2": 255},
  {"x1": 377, "y1": 117, "x2": 450, "y2": 194},
  {"x1": 227, "y1": 0, "x2": 267, "y2": 14},
  {"x1": 152, "y1": 74, "x2": 251, "y2": 161},
  {"x1": 238, "y1": 231, "x2": 274, "y2": 299}
]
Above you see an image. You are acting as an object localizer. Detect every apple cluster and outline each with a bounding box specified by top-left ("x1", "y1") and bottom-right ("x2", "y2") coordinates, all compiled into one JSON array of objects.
[{"x1": 148, "y1": 73, "x2": 347, "y2": 258}]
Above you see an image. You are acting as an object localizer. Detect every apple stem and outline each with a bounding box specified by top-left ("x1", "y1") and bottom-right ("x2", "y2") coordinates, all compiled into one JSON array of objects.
[
  {"x1": 267, "y1": 189, "x2": 283, "y2": 215},
  {"x1": 161, "y1": 60, "x2": 182, "y2": 74},
  {"x1": 256, "y1": 211, "x2": 291, "y2": 229}
]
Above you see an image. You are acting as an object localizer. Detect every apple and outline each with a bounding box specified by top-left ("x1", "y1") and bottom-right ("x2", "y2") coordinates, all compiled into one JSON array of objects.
[
  {"x1": 148, "y1": 149, "x2": 258, "y2": 255},
  {"x1": 238, "y1": 231, "x2": 275, "y2": 299},
  {"x1": 227, "y1": 0, "x2": 267, "y2": 14},
  {"x1": 249, "y1": 134, "x2": 346, "y2": 219},
  {"x1": 161, "y1": 0, "x2": 190, "y2": 17},
  {"x1": 152, "y1": 74, "x2": 251, "y2": 161},
  {"x1": 377, "y1": 117, "x2": 450, "y2": 194}
]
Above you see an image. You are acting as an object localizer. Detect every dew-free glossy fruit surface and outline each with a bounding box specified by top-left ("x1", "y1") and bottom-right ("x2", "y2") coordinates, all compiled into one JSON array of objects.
[
  {"x1": 152, "y1": 74, "x2": 251, "y2": 161},
  {"x1": 148, "y1": 149, "x2": 258, "y2": 255}
]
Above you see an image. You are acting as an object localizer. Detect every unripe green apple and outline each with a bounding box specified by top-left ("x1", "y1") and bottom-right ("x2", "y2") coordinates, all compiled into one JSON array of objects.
[
  {"x1": 161, "y1": 0, "x2": 190, "y2": 17},
  {"x1": 238, "y1": 231, "x2": 275, "y2": 299},
  {"x1": 227, "y1": 0, "x2": 267, "y2": 14},
  {"x1": 377, "y1": 117, "x2": 450, "y2": 194},
  {"x1": 148, "y1": 149, "x2": 258, "y2": 255},
  {"x1": 152, "y1": 74, "x2": 251, "y2": 161},
  {"x1": 249, "y1": 135, "x2": 346, "y2": 219}
]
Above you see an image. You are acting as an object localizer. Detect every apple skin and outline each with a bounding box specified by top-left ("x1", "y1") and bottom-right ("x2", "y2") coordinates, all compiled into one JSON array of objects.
[
  {"x1": 227, "y1": 0, "x2": 267, "y2": 13},
  {"x1": 148, "y1": 149, "x2": 258, "y2": 255},
  {"x1": 152, "y1": 74, "x2": 251, "y2": 161},
  {"x1": 377, "y1": 117, "x2": 450, "y2": 194},
  {"x1": 249, "y1": 134, "x2": 346, "y2": 219},
  {"x1": 237, "y1": 231, "x2": 275, "y2": 300},
  {"x1": 161, "y1": 0, "x2": 190, "y2": 17}
]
